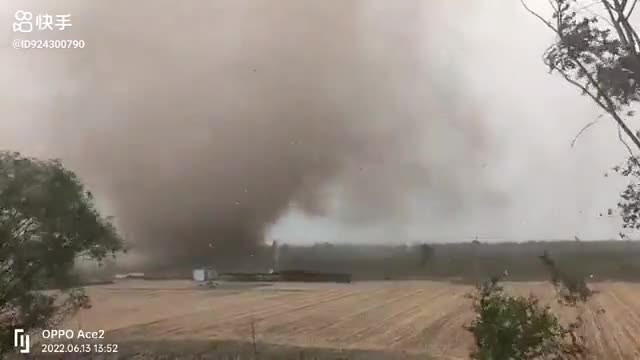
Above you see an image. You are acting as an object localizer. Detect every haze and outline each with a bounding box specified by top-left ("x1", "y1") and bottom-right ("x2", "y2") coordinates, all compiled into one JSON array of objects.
[{"x1": 0, "y1": 1, "x2": 632, "y2": 266}]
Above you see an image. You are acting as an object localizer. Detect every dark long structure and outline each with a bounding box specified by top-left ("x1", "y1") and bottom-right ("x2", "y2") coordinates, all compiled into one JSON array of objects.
[{"x1": 219, "y1": 270, "x2": 352, "y2": 283}]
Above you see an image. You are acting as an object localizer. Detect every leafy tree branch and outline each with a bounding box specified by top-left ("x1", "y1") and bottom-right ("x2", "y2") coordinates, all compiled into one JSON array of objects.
[{"x1": 0, "y1": 151, "x2": 124, "y2": 355}]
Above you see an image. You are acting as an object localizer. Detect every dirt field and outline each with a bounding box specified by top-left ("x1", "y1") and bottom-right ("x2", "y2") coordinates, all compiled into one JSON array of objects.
[{"x1": 59, "y1": 280, "x2": 640, "y2": 359}]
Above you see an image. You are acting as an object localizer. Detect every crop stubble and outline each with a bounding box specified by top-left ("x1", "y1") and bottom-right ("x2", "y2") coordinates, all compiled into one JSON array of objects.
[{"x1": 67, "y1": 280, "x2": 640, "y2": 359}]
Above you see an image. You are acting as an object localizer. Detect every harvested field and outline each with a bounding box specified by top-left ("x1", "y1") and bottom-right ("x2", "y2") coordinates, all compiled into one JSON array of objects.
[{"x1": 59, "y1": 280, "x2": 640, "y2": 359}]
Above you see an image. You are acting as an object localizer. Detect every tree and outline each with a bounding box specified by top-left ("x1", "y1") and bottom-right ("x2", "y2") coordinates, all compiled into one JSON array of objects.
[
  {"x1": 539, "y1": 251, "x2": 592, "y2": 304},
  {"x1": 0, "y1": 151, "x2": 123, "y2": 355},
  {"x1": 418, "y1": 243, "x2": 434, "y2": 269},
  {"x1": 522, "y1": 0, "x2": 640, "y2": 232},
  {"x1": 466, "y1": 276, "x2": 586, "y2": 359}
]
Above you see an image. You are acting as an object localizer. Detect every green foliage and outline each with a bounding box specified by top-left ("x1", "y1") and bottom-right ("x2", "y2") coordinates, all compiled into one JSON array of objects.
[
  {"x1": 614, "y1": 157, "x2": 640, "y2": 231},
  {"x1": 540, "y1": 0, "x2": 639, "y2": 111},
  {"x1": 525, "y1": 0, "x2": 640, "y2": 234},
  {"x1": 0, "y1": 151, "x2": 123, "y2": 355},
  {"x1": 466, "y1": 277, "x2": 586, "y2": 359}
]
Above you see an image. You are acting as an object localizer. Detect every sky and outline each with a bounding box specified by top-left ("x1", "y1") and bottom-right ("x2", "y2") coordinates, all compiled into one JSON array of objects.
[
  {"x1": 268, "y1": 2, "x2": 635, "y2": 244},
  {"x1": 0, "y1": 1, "x2": 636, "y2": 263}
]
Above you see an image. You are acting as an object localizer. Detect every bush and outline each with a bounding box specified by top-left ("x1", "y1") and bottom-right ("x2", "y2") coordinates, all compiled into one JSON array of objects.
[{"x1": 466, "y1": 277, "x2": 586, "y2": 359}]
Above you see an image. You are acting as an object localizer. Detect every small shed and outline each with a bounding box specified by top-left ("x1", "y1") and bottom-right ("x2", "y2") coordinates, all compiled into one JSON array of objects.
[
  {"x1": 193, "y1": 267, "x2": 218, "y2": 282},
  {"x1": 193, "y1": 268, "x2": 206, "y2": 282}
]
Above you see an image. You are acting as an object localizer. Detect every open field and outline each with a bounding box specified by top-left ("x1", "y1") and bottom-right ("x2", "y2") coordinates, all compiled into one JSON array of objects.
[{"x1": 57, "y1": 280, "x2": 640, "y2": 359}]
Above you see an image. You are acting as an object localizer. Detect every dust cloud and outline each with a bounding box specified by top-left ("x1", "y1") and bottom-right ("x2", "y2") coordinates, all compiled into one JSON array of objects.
[{"x1": 1, "y1": 1, "x2": 623, "y2": 267}]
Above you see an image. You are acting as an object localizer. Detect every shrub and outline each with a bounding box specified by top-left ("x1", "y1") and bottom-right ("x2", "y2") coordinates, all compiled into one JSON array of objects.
[{"x1": 466, "y1": 277, "x2": 586, "y2": 359}]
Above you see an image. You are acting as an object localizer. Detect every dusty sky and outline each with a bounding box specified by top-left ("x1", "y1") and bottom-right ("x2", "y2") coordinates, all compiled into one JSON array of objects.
[{"x1": 0, "y1": 1, "x2": 636, "y2": 264}]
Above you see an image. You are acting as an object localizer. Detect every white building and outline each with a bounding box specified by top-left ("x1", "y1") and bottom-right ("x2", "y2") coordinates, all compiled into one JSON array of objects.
[{"x1": 192, "y1": 267, "x2": 218, "y2": 282}]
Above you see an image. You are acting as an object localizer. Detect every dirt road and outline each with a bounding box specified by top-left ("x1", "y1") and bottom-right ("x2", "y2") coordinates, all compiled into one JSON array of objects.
[{"x1": 63, "y1": 280, "x2": 640, "y2": 359}]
